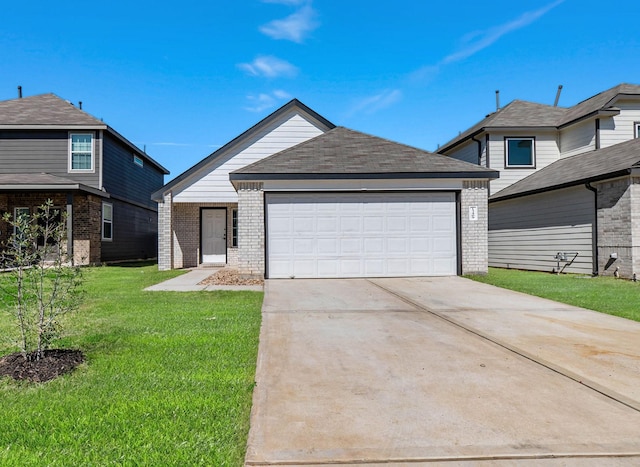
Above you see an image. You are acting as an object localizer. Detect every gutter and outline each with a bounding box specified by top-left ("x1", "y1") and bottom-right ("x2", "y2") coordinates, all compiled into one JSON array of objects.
[
  {"x1": 471, "y1": 135, "x2": 483, "y2": 165},
  {"x1": 585, "y1": 182, "x2": 599, "y2": 276},
  {"x1": 230, "y1": 171, "x2": 500, "y2": 182}
]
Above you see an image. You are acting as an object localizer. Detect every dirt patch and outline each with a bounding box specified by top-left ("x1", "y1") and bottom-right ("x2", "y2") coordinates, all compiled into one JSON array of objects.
[
  {"x1": 0, "y1": 349, "x2": 85, "y2": 383},
  {"x1": 199, "y1": 268, "x2": 264, "y2": 286}
]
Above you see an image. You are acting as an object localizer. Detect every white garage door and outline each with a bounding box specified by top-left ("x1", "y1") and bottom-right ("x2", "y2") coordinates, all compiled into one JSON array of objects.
[{"x1": 266, "y1": 192, "x2": 457, "y2": 278}]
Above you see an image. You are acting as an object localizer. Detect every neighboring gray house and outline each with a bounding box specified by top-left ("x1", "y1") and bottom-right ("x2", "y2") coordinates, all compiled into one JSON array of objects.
[
  {"x1": 0, "y1": 92, "x2": 169, "y2": 264},
  {"x1": 441, "y1": 83, "x2": 640, "y2": 278},
  {"x1": 153, "y1": 99, "x2": 498, "y2": 278}
]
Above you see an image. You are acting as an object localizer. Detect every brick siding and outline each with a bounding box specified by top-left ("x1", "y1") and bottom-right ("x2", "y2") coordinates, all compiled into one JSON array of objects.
[
  {"x1": 461, "y1": 181, "x2": 489, "y2": 274},
  {"x1": 237, "y1": 183, "x2": 265, "y2": 277},
  {"x1": 596, "y1": 177, "x2": 637, "y2": 278}
]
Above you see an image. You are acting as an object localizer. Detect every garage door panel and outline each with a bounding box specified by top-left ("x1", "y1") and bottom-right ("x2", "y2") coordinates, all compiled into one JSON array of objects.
[{"x1": 266, "y1": 192, "x2": 457, "y2": 278}]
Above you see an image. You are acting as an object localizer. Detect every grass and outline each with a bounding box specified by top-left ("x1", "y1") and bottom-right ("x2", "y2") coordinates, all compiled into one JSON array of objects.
[
  {"x1": 0, "y1": 262, "x2": 263, "y2": 466},
  {"x1": 466, "y1": 267, "x2": 640, "y2": 322}
]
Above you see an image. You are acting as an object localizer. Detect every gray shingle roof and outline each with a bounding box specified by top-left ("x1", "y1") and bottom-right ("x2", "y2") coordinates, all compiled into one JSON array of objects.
[
  {"x1": 441, "y1": 83, "x2": 640, "y2": 152},
  {"x1": 0, "y1": 93, "x2": 105, "y2": 127},
  {"x1": 231, "y1": 127, "x2": 499, "y2": 180},
  {"x1": 0, "y1": 173, "x2": 108, "y2": 197},
  {"x1": 490, "y1": 137, "x2": 640, "y2": 201},
  {"x1": 557, "y1": 83, "x2": 640, "y2": 127},
  {"x1": 0, "y1": 93, "x2": 169, "y2": 174}
]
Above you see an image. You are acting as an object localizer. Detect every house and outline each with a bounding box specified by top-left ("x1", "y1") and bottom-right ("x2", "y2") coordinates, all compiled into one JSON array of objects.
[
  {"x1": 153, "y1": 99, "x2": 498, "y2": 278},
  {"x1": 440, "y1": 83, "x2": 640, "y2": 278},
  {"x1": 0, "y1": 92, "x2": 169, "y2": 265}
]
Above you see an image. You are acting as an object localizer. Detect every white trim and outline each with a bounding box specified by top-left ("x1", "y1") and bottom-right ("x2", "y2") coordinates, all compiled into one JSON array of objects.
[
  {"x1": 68, "y1": 132, "x2": 96, "y2": 173},
  {"x1": 262, "y1": 178, "x2": 464, "y2": 191},
  {"x1": 505, "y1": 137, "x2": 536, "y2": 168},
  {"x1": 101, "y1": 202, "x2": 113, "y2": 241}
]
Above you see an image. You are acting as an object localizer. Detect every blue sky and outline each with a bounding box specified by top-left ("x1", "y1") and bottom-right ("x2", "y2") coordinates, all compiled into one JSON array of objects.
[{"x1": 2, "y1": 0, "x2": 639, "y2": 180}]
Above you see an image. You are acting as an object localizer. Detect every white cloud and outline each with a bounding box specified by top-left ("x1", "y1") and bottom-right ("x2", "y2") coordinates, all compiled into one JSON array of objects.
[
  {"x1": 443, "y1": 0, "x2": 565, "y2": 64},
  {"x1": 244, "y1": 90, "x2": 292, "y2": 112},
  {"x1": 238, "y1": 55, "x2": 298, "y2": 78},
  {"x1": 259, "y1": 3, "x2": 319, "y2": 43},
  {"x1": 347, "y1": 89, "x2": 403, "y2": 116}
]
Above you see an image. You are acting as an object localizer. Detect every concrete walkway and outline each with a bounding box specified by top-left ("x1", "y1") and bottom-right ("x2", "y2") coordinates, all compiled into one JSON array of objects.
[
  {"x1": 144, "y1": 268, "x2": 263, "y2": 292},
  {"x1": 246, "y1": 277, "x2": 640, "y2": 466}
]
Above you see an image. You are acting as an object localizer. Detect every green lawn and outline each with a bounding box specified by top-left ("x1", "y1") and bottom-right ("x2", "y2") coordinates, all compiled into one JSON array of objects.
[
  {"x1": 466, "y1": 267, "x2": 640, "y2": 322},
  {"x1": 0, "y1": 263, "x2": 263, "y2": 467}
]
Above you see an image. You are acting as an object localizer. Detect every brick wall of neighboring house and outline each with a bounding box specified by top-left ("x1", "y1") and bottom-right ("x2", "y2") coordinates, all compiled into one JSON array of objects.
[
  {"x1": 171, "y1": 202, "x2": 238, "y2": 269},
  {"x1": 461, "y1": 180, "x2": 490, "y2": 275},
  {"x1": 596, "y1": 177, "x2": 635, "y2": 278},
  {"x1": 236, "y1": 183, "x2": 264, "y2": 277},
  {"x1": 157, "y1": 192, "x2": 172, "y2": 271},
  {"x1": 0, "y1": 192, "x2": 102, "y2": 266},
  {"x1": 71, "y1": 194, "x2": 102, "y2": 265}
]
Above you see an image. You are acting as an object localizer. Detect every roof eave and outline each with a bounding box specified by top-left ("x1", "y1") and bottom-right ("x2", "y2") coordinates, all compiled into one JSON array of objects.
[
  {"x1": 558, "y1": 108, "x2": 621, "y2": 129},
  {"x1": 230, "y1": 171, "x2": 499, "y2": 182},
  {"x1": 0, "y1": 183, "x2": 110, "y2": 198},
  {"x1": 105, "y1": 126, "x2": 170, "y2": 174},
  {"x1": 489, "y1": 169, "x2": 632, "y2": 202}
]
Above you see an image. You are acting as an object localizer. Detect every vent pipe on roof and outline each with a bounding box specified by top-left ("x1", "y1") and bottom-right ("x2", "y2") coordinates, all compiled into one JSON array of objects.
[
  {"x1": 495, "y1": 90, "x2": 500, "y2": 111},
  {"x1": 554, "y1": 85, "x2": 563, "y2": 106},
  {"x1": 79, "y1": 101, "x2": 83, "y2": 110},
  {"x1": 17, "y1": 86, "x2": 22, "y2": 98}
]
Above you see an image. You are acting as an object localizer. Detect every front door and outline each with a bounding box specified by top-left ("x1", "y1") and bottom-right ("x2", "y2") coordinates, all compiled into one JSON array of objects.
[{"x1": 201, "y1": 209, "x2": 226, "y2": 263}]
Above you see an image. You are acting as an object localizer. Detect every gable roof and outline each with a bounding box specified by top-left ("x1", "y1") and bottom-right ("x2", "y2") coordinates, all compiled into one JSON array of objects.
[
  {"x1": 490, "y1": 137, "x2": 640, "y2": 202},
  {"x1": 440, "y1": 83, "x2": 640, "y2": 153},
  {"x1": 152, "y1": 99, "x2": 335, "y2": 200},
  {"x1": 230, "y1": 127, "x2": 499, "y2": 181},
  {"x1": 0, "y1": 93, "x2": 169, "y2": 174}
]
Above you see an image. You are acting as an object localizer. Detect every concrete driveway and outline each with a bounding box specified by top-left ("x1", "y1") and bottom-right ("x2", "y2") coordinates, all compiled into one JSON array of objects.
[{"x1": 245, "y1": 277, "x2": 640, "y2": 466}]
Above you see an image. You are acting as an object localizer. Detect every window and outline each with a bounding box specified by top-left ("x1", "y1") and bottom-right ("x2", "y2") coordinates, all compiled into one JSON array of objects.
[
  {"x1": 102, "y1": 203, "x2": 113, "y2": 241},
  {"x1": 232, "y1": 209, "x2": 238, "y2": 247},
  {"x1": 133, "y1": 154, "x2": 144, "y2": 167},
  {"x1": 635, "y1": 122, "x2": 640, "y2": 138},
  {"x1": 505, "y1": 137, "x2": 535, "y2": 168},
  {"x1": 70, "y1": 133, "x2": 94, "y2": 171},
  {"x1": 36, "y1": 205, "x2": 62, "y2": 247}
]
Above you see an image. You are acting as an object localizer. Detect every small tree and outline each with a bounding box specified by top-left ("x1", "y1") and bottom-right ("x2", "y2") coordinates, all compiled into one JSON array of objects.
[{"x1": 0, "y1": 200, "x2": 84, "y2": 361}]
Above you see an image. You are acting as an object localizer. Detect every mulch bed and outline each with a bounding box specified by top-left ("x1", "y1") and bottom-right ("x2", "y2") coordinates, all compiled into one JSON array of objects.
[
  {"x1": 0, "y1": 349, "x2": 85, "y2": 383},
  {"x1": 199, "y1": 268, "x2": 264, "y2": 286}
]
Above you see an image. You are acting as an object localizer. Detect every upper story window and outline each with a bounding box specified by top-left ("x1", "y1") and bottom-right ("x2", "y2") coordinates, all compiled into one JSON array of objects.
[
  {"x1": 133, "y1": 154, "x2": 144, "y2": 167},
  {"x1": 634, "y1": 122, "x2": 640, "y2": 138},
  {"x1": 69, "y1": 133, "x2": 94, "y2": 172},
  {"x1": 505, "y1": 137, "x2": 535, "y2": 168}
]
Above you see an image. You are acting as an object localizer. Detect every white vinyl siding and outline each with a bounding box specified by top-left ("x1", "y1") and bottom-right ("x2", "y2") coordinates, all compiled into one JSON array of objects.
[
  {"x1": 489, "y1": 132, "x2": 559, "y2": 195},
  {"x1": 173, "y1": 113, "x2": 326, "y2": 203},
  {"x1": 445, "y1": 140, "x2": 479, "y2": 165},
  {"x1": 599, "y1": 101, "x2": 640, "y2": 149},
  {"x1": 559, "y1": 120, "x2": 596, "y2": 157},
  {"x1": 489, "y1": 186, "x2": 594, "y2": 274},
  {"x1": 266, "y1": 192, "x2": 457, "y2": 278}
]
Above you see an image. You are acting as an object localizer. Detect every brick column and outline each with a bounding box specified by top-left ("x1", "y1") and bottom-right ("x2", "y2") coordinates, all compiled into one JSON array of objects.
[
  {"x1": 237, "y1": 182, "x2": 265, "y2": 277},
  {"x1": 461, "y1": 180, "x2": 489, "y2": 275},
  {"x1": 157, "y1": 192, "x2": 173, "y2": 271}
]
